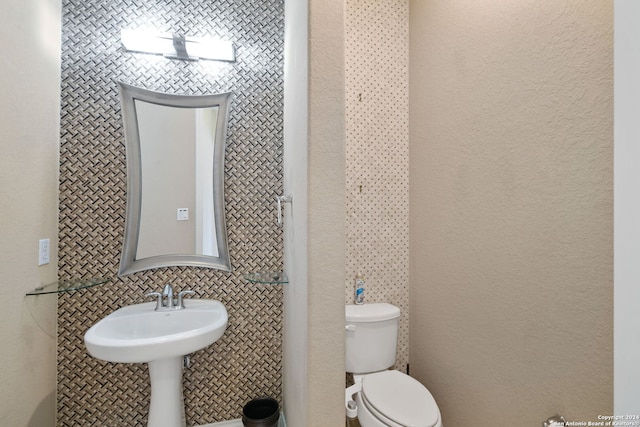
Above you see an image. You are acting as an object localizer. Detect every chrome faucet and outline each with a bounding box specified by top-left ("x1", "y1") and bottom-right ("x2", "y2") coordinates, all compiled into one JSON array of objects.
[
  {"x1": 145, "y1": 284, "x2": 195, "y2": 311},
  {"x1": 162, "y1": 284, "x2": 175, "y2": 308}
]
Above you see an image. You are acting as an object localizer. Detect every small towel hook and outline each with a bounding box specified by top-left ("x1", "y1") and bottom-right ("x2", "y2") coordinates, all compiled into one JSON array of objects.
[{"x1": 277, "y1": 195, "x2": 293, "y2": 225}]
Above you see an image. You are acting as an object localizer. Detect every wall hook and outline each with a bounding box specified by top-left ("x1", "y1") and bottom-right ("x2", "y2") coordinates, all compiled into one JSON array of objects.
[{"x1": 277, "y1": 195, "x2": 293, "y2": 225}]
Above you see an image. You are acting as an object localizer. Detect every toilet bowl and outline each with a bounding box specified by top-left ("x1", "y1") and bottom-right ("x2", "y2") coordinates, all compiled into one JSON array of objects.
[
  {"x1": 345, "y1": 303, "x2": 443, "y2": 427},
  {"x1": 354, "y1": 371, "x2": 442, "y2": 427}
]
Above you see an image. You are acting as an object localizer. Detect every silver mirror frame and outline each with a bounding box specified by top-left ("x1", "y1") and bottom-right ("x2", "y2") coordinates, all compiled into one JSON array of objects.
[{"x1": 117, "y1": 81, "x2": 232, "y2": 276}]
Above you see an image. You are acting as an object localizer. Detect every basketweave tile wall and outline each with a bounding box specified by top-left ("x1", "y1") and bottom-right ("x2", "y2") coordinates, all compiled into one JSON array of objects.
[
  {"x1": 57, "y1": 0, "x2": 284, "y2": 425},
  {"x1": 345, "y1": 0, "x2": 410, "y2": 372}
]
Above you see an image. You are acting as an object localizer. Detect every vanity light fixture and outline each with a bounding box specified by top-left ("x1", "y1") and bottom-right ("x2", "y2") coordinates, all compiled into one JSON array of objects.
[{"x1": 121, "y1": 29, "x2": 235, "y2": 62}]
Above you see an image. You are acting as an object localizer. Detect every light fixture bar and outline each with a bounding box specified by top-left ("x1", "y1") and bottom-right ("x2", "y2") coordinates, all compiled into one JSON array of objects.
[{"x1": 121, "y1": 29, "x2": 235, "y2": 62}]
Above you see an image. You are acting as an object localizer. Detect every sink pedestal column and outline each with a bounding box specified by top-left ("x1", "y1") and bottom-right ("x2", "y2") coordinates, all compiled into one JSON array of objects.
[{"x1": 147, "y1": 356, "x2": 186, "y2": 427}]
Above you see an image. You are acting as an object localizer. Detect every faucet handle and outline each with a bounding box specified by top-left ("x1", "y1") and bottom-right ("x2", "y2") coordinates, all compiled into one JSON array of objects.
[
  {"x1": 145, "y1": 292, "x2": 163, "y2": 311},
  {"x1": 177, "y1": 290, "x2": 195, "y2": 309}
]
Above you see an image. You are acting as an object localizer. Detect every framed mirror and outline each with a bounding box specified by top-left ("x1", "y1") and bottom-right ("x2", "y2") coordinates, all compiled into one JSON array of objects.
[{"x1": 117, "y1": 82, "x2": 232, "y2": 276}]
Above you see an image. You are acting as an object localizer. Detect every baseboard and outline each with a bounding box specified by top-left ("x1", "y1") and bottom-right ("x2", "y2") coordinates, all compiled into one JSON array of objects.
[
  {"x1": 195, "y1": 420, "x2": 243, "y2": 427},
  {"x1": 194, "y1": 411, "x2": 286, "y2": 427}
]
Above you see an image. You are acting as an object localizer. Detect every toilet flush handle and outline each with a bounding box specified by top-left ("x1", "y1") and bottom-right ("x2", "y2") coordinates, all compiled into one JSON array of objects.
[{"x1": 345, "y1": 324, "x2": 356, "y2": 332}]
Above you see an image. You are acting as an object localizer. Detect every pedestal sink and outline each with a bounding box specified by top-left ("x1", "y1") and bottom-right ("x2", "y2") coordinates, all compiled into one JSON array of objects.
[{"x1": 84, "y1": 299, "x2": 228, "y2": 427}]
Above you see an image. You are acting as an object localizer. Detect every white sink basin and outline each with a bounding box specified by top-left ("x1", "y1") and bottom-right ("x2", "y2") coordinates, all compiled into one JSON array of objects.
[
  {"x1": 84, "y1": 298, "x2": 228, "y2": 427},
  {"x1": 84, "y1": 299, "x2": 228, "y2": 363}
]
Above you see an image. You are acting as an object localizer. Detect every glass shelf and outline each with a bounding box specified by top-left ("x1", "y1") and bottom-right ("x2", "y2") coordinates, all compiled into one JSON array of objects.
[
  {"x1": 243, "y1": 271, "x2": 288, "y2": 284},
  {"x1": 26, "y1": 278, "x2": 109, "y2": 296}
]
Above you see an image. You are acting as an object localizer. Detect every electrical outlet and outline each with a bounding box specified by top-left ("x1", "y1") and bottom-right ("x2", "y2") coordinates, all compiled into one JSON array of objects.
[
  {"x1": 177, "y1": 208, "x2": 189, "y2": 221},
  {"x1": 39, "y1": 239, "x2": 50, "y2": 266}
]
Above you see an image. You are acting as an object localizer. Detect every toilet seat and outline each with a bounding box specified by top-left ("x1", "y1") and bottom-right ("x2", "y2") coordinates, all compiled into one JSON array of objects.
[{"x1": 361, "y1": 370, "x2": 440, "y2": 427}]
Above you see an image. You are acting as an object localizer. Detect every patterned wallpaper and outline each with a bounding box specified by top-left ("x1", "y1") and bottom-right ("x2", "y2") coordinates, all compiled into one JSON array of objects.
[
  {"x1": 56, "y1": 0, "x2": 284, "y2": 425},
  {"x1": 345, "y1": 0, "x2": 410, "y2": 372}
]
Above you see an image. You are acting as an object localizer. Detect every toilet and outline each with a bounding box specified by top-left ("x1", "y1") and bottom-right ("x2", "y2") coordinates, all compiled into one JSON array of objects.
[{"x1": 345, "y1": 303, "x2": 443, "y2": 427}]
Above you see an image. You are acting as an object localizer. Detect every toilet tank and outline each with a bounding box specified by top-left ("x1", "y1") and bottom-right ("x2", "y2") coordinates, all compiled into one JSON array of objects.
[{"x1": 345, "y1": 303, "x2": 401, "y2": 374}]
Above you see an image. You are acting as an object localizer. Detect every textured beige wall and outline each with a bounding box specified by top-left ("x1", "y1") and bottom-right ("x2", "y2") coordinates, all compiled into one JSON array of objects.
[
  {"x1": 409, "y1": 1, "x2": 613, "y2": 425},
  {"x1": 306, "y1": 0, "x2": 346, "y2": 425},
  {"x1": 282, "y1": 0, "x2": 309, "y2": 424},
  {"x1": 345, "y1": 0, "x2": 410, "y2": 372},
  {"x1": 0, "y1": 0, "x2": 60, "y2": 425}
]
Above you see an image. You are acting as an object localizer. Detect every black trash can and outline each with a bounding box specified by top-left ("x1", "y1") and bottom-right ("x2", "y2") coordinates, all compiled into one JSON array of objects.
[{"x1": 242, "y1": 397, "x2": 280, "y2": 427}]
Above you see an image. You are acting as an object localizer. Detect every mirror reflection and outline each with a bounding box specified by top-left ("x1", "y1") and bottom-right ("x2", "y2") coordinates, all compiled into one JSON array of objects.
[
  {"x1": 136, "y1": 101, "x2": 219, "y2": 259},
  {"x1": 118, "y1": 82, "x2": 232, "y2": 276}
]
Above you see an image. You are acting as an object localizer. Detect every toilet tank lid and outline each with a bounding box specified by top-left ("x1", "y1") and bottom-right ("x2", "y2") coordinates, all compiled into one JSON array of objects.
[{"x1": 346, "y1": 303, "x2": 400, "y2": 322}]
